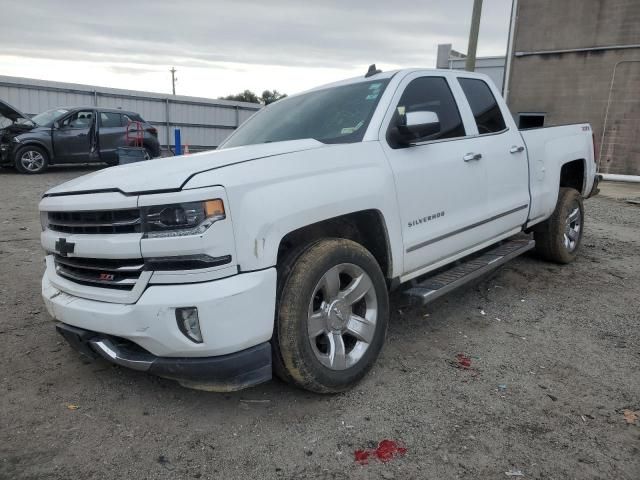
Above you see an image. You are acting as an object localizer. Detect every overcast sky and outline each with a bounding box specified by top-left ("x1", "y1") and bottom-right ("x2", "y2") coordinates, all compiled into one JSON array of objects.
[{"x1": 0, "y1": 0, "x2": 513, "y2": 99}]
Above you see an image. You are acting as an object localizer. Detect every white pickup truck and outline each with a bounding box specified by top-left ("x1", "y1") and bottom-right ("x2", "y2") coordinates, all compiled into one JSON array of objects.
[{"x1": 40, "y1": 67, "x2": 599, "y2": 393}]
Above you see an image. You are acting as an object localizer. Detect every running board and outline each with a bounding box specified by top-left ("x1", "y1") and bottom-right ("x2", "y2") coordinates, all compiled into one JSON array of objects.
[{"x1": 404, "y1": 238, "x2": 535, "y2": 305}]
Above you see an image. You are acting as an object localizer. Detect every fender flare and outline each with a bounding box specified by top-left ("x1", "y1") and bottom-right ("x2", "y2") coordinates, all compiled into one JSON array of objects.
[{"x1": 13, "y1": 140, "x2": 54, "y2": 163}]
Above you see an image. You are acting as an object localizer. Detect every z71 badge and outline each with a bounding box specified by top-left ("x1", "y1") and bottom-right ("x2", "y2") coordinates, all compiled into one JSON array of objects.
[{"x1": 408, "y1": 211, "x2": 445, "y2": 228}]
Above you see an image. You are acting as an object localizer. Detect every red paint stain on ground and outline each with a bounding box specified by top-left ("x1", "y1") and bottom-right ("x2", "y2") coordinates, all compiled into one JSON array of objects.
[
  {"x1": 354, "y1": 440, "x2": 407, "y2": 464},
  {"x1": 456, "y1": 353, "x2": 472, "y2": 369}
]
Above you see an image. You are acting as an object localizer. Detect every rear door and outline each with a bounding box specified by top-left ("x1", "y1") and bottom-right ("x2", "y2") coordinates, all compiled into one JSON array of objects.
[
  {"x1": 98, "y1": 111, "x2": 124, "y2": 163},
  {"x1": 53, "y1": 110, "x2": 97, "y2": 162},
  {"x1": 380, "y1": 72, "x2": 490, "y2": 277},
  {"x1": 456, "y1": 77, "x2": 530, "y2": 232}
]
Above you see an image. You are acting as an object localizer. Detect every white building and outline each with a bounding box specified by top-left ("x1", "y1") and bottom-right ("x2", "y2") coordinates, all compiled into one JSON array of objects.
[
  {"x1": 0, "y1": 75, "x2": 261, "y2": 152},
  {"x1": 436, "y1": 44, "x2": 506, "y2": 92}
]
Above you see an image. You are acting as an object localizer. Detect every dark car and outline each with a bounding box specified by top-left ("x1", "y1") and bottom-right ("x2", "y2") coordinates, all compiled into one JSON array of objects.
[{"x1": 0, "y1": 101, "x2": 160, "y2": 174}]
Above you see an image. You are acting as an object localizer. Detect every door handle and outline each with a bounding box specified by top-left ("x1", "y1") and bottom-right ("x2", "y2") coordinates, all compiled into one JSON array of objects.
[
  {"x1": 510, "y1": 145, "x2": 525, "y2": 154},
  {"x1": 463, "y1": 152, "x2": 482, "y2": 162}
]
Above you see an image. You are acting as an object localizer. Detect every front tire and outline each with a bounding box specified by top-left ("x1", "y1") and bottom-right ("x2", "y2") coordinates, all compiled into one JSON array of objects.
[
  {"x1": 274, "y1": 239, "x2": 389, "y2": 393},
  {"x1": 534, "y1": 187, "x2": 584, "y2": 264},
  {"x1": 14, "y1": 145, "x2": 49, "y2": 174}
]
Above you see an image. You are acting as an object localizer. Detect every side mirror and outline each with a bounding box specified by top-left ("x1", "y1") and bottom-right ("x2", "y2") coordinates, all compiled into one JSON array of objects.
[
  {"x1": 53, "y1": 121, "x2": 60, "y2": 129},
  {"x1": 398, "y1": 111, "x2": 441, "y2": 140}
]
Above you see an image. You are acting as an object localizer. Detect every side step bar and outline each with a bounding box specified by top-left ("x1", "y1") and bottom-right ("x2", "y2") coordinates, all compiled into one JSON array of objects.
[{"x1": 404, "y1": 238, "x2": 535, "y2": 305}]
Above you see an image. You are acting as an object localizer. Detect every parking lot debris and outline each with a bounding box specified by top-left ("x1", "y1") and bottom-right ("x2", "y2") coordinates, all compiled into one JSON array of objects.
[
  {"x1": 622, "y1": 409, "x2": 638, "y2": 425},
  {"x1": 456, "y1": 353, "x2": 472, "y2": 369},
  {"x1": 354, "y1": 440, "x2": 407, "y2": 465},
  {"x1": 546, "y1": 394, "x2": 558, "y2": 402},
  {"x1": 505, "y1": 468, "x2": 524, "y2": 476},
  {"x1": 498, "y1": 384, "x2": 507, "y2": 392},
  {"x1": 66, "y1": 404, "x2": 79, "y2": 410}
]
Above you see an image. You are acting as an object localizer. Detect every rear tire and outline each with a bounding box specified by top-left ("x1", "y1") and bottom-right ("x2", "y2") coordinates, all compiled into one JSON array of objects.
[
  {"x1": 274, "y1": 238, "x2": 389, "y2": 393},
  {"x1": 14, "y1": 145, "x2": 49, "y2": 174},
  {"x1": 534, "y1": 187, "x2": 584, "y2": 264}
]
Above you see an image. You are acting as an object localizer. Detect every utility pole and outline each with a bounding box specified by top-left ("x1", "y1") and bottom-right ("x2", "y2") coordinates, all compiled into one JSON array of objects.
[
  {"x1": 465, "y1": 0, "x2": 483, "y2": 72},
  {"x1": 170, "y1": 67, "x2": 177, "y2": 95}
]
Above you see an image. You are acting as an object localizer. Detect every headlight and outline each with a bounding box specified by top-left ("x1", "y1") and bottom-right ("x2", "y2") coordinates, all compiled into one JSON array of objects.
[
  {"x1": 142, "y1": 199, "x2": 225, "y2": 238},
  {"x1": 12, "y1": 137, "x2": 21, "y2": 143}
]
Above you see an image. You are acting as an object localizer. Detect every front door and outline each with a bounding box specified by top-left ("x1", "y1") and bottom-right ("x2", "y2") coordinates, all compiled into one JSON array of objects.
[
  {"x1": 53, "y1": 110, "x2": 97, "y2": 162},
  {"x1": 380, "y1": 73, "x2": 489, "y2": 277}
]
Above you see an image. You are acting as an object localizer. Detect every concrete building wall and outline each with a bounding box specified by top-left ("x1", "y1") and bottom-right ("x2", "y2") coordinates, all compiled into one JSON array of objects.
[
  {"x1": 0, "y1": 76, "x2": 261, "y2": 152},
  {"x1": 506, "y1": 0, "x2": 640, "y2": 175}
]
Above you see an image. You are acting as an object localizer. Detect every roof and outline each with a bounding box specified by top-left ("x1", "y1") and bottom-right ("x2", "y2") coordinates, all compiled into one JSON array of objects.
[
  {"x1": 303, "y1": 67, "x2": 491, "y2": 95},
  {"x1": 0, "y1": 74, "x2": 262, "y2": 110},
  {"x1": 55, "y1": 106, "x2": 140, "y2": 115}
]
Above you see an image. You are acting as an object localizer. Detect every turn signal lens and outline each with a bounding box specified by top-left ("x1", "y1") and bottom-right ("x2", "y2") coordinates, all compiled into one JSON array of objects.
[{"x1": 204, "y1": 199, "x2": 225, "y2": 217}]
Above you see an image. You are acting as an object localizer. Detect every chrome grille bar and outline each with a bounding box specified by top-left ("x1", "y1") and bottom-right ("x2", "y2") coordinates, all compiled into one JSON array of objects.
[{"x1": 54, "y1": 255, "x2": 143, "y2": 290}]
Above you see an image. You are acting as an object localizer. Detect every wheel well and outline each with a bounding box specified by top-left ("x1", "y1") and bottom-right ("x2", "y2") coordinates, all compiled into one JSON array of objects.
[
  {"x1": 560, "y1": 159, "x2": 585, "y2": 194},
  {"x1": 276, "y1": 210, "x2": 392, "y2": 278},
  {"x1": 14, "y1": 142, "x2": 51, "y2": 161}
]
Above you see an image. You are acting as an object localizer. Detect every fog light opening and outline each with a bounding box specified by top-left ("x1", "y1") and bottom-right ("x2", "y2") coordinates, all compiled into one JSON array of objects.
[{"x1": 176, "y1": 307, "x2": 203, "y2": 343}]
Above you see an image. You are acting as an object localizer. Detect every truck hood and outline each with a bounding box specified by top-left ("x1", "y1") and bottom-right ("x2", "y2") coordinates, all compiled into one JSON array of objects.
[
  {"x1": 0, "y1": 100, "x2": 32, "y2": 124},
  {"x1": 44, "y1": 139, "x2": 326, "y2": 195}
]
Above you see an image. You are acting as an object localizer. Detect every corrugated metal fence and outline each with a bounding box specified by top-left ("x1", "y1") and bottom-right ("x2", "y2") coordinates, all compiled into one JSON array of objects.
[{"x1": 0, "y1": 75, "x2": 261, "y2": 152}]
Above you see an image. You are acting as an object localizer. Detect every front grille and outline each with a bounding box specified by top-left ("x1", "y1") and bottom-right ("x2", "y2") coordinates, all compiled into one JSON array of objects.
[
  {"x1": 48, "y1": 209, "x2": 141, "y2": 234},
  {"x1": 54, "y1": 255, "x2": 144, "y2": 290}
]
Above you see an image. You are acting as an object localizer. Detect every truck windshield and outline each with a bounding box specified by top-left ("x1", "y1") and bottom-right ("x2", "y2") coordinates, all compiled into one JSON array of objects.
[
  {"x1": 221, "y1": 79, "x2": 390, "y2": 148},
  {"x1": 31, "y1": 108, "x2": 70, "y2": 127}
]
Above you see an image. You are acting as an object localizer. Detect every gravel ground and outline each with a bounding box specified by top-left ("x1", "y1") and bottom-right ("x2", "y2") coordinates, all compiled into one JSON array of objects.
[{"x1": 1, "y1": 166, "x2": 639, "y2": 480}]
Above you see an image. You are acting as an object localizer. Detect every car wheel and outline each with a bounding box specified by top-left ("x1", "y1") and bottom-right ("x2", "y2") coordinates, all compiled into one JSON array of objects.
[
  {"x1": 274, "y1": 238, "x2": 389, "y2": 393},
  {"x1": 534, "y1": 187, "x2": 584, "y2": 264},
  {"x1": 15, "y1": 146, "x2": 49, "y2": 174},
  {"x1": 143, "y1": 147, "x2": 154, "y2": 160}
]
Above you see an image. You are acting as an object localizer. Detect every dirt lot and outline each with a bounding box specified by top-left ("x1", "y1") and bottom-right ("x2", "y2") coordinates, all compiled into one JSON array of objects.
[{"x1": 1, "y1": 166, "x2": 639, "y2": 480}]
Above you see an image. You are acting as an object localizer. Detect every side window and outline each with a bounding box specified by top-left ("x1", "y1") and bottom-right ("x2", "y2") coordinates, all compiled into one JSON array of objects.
[
  {"x1": 99, "y1": 112, "x2": 122, "y2": 128},
  {"x1": 458, "y1": 78, "x2": 506, "y2": 134},
  {"x1": 61, "y1": 110, "x2": 94, "y2": 129},
  {"x1": 388, "y1": 77, "x2": 465, "y2": 147},
  {"x1": 123, "y1": 113, "x2": 144, "y2": 125}
]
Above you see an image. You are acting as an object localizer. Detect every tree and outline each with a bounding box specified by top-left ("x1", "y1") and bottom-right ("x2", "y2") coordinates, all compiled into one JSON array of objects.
[
  {"x1": 220, "y1": 89, "x2": 287, "y2": 105},
  {"x1": 220, "y1": 90, "x2": 260, "y2": 104},
  {"x1": 261, "y1": 89, "x2": 287, "y2": 105}
]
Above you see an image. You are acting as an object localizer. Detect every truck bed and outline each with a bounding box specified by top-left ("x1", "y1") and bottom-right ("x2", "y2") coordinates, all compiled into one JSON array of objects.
[{"x1": 520, "y1": 123, "x2": 596, "y2": 226}]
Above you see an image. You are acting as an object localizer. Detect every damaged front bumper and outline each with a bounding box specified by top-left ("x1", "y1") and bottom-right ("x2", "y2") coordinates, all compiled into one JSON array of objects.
[{"x1": 56, "y1": 322, "x2": 272, "y2": 391}]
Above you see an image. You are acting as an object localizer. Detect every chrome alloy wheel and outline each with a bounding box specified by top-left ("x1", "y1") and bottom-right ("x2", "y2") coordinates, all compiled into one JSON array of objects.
[
  {"x1": 564, "y1": 202, "x2": 582, "y2": 252},
  {"x1": 307, "y1": 263, "x2": 378, "y2": 371},
  {"x1": 20, "y1": 150, "x2": 45, "y2": 172}
]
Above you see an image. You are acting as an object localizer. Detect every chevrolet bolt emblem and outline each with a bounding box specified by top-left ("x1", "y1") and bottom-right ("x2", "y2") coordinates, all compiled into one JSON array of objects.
[{"x1": 55, "y1": 238, "x2": 75, "y2": 257}]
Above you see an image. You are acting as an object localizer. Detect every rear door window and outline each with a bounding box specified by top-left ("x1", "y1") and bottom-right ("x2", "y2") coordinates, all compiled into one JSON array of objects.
[
  {"x1": 458, "y1": 78, "x2": 506, "y2": 134},
  {"x1": 123, "y1": 113, "x2": 144, "y2": 123},
  {"x1": 99, "y1": 112, "x2": 122, "y2": 128}
]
